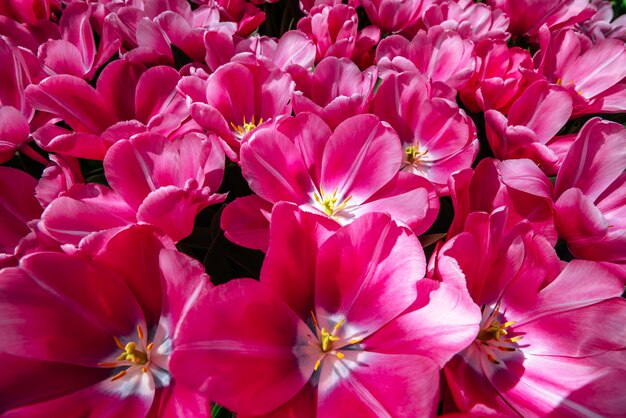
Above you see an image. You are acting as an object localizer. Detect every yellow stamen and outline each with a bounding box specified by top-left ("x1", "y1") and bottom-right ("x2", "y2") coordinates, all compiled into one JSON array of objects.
[
  {"x1": 116, "y1": 341, "x2": 148, "y2": 365},
  {"x1": 320, "y1": 328, "x2": 340, "y2": 352},
  {"x1": 314, "y1": 359, "x2": 321, "y2": 371},
  {"x1": 314, "y1": 187, "x2": 352, "y2": 217},
  {"x1": 147, "y1": 343, "x2": 154, "y2": 351},
  {"x1": 141, "y1": 366, "x2": 148, "y2": 373},
  {"x1": 333, "y1": 319, "x2": 345, "y2": 333},
  {"x1": 405, "y1": 145, "x2": 428, "y2": 165},
  {"x1": 505, "y1": 336, "x2": 524, "y2": 343},
  {"x1": 335, "y1": 352, "x2": 345, "y2": 359}
]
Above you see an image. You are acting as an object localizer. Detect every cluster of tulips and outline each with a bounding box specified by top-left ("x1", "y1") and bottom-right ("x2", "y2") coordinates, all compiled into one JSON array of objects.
[{"x1": 1, "y1": 0, "x2": 626, "y2": 416}]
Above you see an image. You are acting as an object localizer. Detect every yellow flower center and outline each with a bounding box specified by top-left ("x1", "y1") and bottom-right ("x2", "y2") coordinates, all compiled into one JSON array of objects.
[
  {"x1": 99, "y1": 325, "x2": 154, "y2": 381},
  {"x1": 313, "y1": 186, "x2": 352, "y2": 217},
  {"x1": 231, "y1": 115, "x2": 263, "y2": 136},
  {"x1": 476, "y1": 302, "x2": 523, "y2": 365},
  {"x1": 404, "y1": 145, "x2": 428, "y2": 165}
]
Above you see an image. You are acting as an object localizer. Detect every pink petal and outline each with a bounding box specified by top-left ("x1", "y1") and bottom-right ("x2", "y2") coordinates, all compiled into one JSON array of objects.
[
  {"x1": 317, "y1": 352, "x2": 440, "y2": 418},
  {"x1": 158, "y1": 249, "x2": 213, "y2": 329},
  {"x1": 363, "y1": 279, "x2": 481, "y2": 367},
  {"x1": 221, "y1": 195, "x2": 273, "y2": 251},
  {"x1": 241, "y1": 128, "x2": 314, "y2": 204},
  {"x1": 96, "y1": 59, "x2": 146, "y2": 122},
  {"x1": 134, "y1": 66, "x2": 182, "y2": 124},
  {"x1": 171, "y1": 279, "x2": 310, "y2": 416},
  {"x1": 40, "y1": 184, "x2": 136, "y2": 245},
  {"x1": 555, "y1": 118, "x2": 626, "y2": 201},
  {"x1": 314, "y1": 212, "x2": 425, "y2": 338},
  {"x1": 137, "y1": 186, "x2": 226, "y2": 242},
  {"x1": 38, "y1": 40, "x2": 86, "y2": 77},
  {"x1": 0, "y1": 106, "x2": 29, "y2": 163},
  {"x1": 91, "y1": 224, "x2": 170, "y2": 329},
  {"x1": 0, "y1": 167, "x2": 42, "y2": 253},
  {"x1": 354, "y1": 172, "x2": 440, "y2": 235},
  {"x1": 321, "y1": 114, "x2": 401, "y2": 204},
  {"x1": 262, "y1": 202, "x2": 340, "y2": 322},
  {"x1": 25, "y1": 75, "x2": 117, "y2": 134},
  {"x1": 0, "y1": 252, "x2": 144, "y2": 365}
]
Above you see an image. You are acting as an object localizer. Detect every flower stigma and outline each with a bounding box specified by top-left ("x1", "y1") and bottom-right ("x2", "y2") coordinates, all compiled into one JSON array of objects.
[
  {"x1": 98, "y1": 325, "x2": 155, "y2": 381},
  {"x1": 404, "y1": 145, "x2": 428, "y2": 165}
]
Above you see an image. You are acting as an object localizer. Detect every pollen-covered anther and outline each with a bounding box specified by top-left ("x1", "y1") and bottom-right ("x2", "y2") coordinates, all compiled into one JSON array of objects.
[
  {"x1": 404, "y1": 145, "x2": 428, "y2": 165},
  {"x1": 231, "y1": 115, "x2": 263, "y2": 136},
  {"x1": 313, "y1": 186, "x2": 352, "y2": 217}
]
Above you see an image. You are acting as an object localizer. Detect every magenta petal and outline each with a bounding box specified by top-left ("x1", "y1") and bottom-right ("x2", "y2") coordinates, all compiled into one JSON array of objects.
[
  {"x1": 171, "y1": 279, "x2": 310, "y2": 416},
  {"x1": 221, "y1": 195, "x2": 273, "y2": 251},
  {"x1": 34, "y1": 124, "x2": 110, "y2": 160},
  {"x1": 555, "y1": 187, "x2": 607, "y2": 243},
  {"x1": 0, "y1": 353, "x2": 109, "y2": 413},
  {"x1": 40, "y1": 184, "x2": 135, "y2": 245},
  {"x1": 321, "y1": 115, "x2": 401, "y2": 204},
  {"x1": 38, "y1": 40, "x2": 86, "y2": 77},
  {"x1": 2, "y1": 378, "x2": 154, "y2": 418},
  {"x1": 91, "y1": 224, "x2": 168, "y2": 329},
  {"x1": 354, "y1": 172, "x2": 440, "y2": 235},
  {"x1": 25, "y1": 75, "x2": 117, "y2": 134},
  {"x1": 0, "y1": 106, "x2": 29, "y2": 163},
  {"x1": 0, "y1": 252, "x2": 143, "y2": 365},
  {"x1": 315, "y1": 212, "x2": 424, "y2": 338},
  {"x1": 363, "y1": 279, "x2": 480, "y2": 367},
  {"x1": 159, "y1": 249, "x2": 212, "y2": 329},
  {"x1": 317, "y1": 352, "x2": 440, "y2": 418},
  {"x1": 96, "y1": 59, "x2": 146, "y2": 122},
  {"x1": 0, "y1": 167, "x2": 42, "y2": 253},
  {"x1": 137, "y1": 186, "x2": 225, "y2": 242},
  {"x1": 262, "y1": 202, "x2": 340, "y2": 322},
  {"x1": 134, "y1": 66, "x2": 182, "y2": 124},
  {"x1": 555, "y1": 118, "x2": 626, "y2": 200},
  {"x1": 511, "y1": 260, "x2": 624, "y2": 324},
  {"x1": 241, "y1": 129, "x2": 314, "y2": 203}
]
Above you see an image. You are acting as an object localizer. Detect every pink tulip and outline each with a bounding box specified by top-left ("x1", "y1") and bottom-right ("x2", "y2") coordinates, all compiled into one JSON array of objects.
[
  {"x1": 360, "y1": 0, "x2": 433, "y2": 34},
  {"x1": 40, "y1": 132, "x2": 226, "y2": 245},
  {"x1": 459, "y1": 39, "x2": 537, "y2": 113},
  {"x1": 293, "y1": 56, "x2": 377, "y2": 129},
  {"x1": 221, "y1": 113, "x2": 439, "y2": 250},
  {"x1": 26, "y1": 61, "x2": 194, "y2": 160},
  {"x1": 422, "y1": 0, "x2": 510, "y2": 42},
  {"x1": 0, "y1": 225, "x2": 212, "y2": 417},
  {"x1": 373, "y1": 71, "x2": 478, "y2": 194},
  {"x1": 485, "y1": 79, "x2": 573, "y2": 175},
  {"x1": 487, "y1": 0, "x2": 594, "y2": 37},
  {"x1": 579, "y1": 0, "x2": 626, "y2": 43},
  {"x1": 34, "y1": 154, "x2": 84, "y2": 208},
  {"x1": 172, "y1": 203, "x2": 480, "y2": 416},
  {"x1": 235, "y1": 30, "x2": 316, "y2": 73},
  {"x1": 38, "y1": 2, "x2": 120, "y2": 80},
  {"x1": 448, "y1": 158, "x2": 557, "y2": 245},
  {"x1": 536, "y1": 27, "x2": 626, "y2": 115},
  {"x1": 376, "y1": 25, "x2": 476, "y2": 91},
  {"x1": 554, "y1": 118, "x2": 626, "y2": 274},
  {"x1": 436, "y1": 210, "x2": 626, "y2": 415},
  {"x1": 297, "y1": 3, "x2": 380, "y2": 65},
  {"x1": 186, "y1": 58, "x2": 295, "y2": 157}
]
